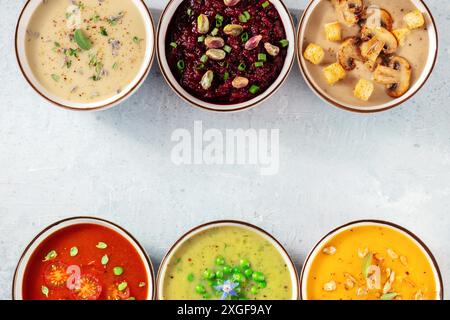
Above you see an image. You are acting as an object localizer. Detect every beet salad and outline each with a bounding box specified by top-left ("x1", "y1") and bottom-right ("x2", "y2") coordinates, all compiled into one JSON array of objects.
[{"x1": 166, "y1": 0, "x2": 289, "y2": 104}]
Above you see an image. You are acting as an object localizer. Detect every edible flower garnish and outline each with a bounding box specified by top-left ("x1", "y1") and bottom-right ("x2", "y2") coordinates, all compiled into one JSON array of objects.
[{"x1": 214, "y1": 280, "x2": 239, "y2": 300}]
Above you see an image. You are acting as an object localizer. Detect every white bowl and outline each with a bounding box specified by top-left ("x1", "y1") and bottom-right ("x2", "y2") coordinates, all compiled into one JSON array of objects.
[
  {"x1": 156, "y1": 220, "x2": 300, "y2": 300},
  {"x1": 299, "y1": 220, "x2": 443, "y2": 300},
  {"x1": 15, "y1": 0, "x2": 156, "y2": 112},
  {"x1": 297, "y1": 0, "x2": 438, "y2": 113},
  {"x1": 12, "y1": 216, "x2": 156, "y2": 300},
  {"x1": 157, "y1": 0, "x2": 296, "y2": 112}
]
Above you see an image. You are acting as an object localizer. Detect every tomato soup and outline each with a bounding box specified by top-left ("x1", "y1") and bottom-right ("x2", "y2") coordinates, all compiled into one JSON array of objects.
[
  {"x1": 304, "y1": 224, "x2": 439, "y2": 300},
  {"x1": 22, "y1": 223, "x2": 149, "y2": 300}
]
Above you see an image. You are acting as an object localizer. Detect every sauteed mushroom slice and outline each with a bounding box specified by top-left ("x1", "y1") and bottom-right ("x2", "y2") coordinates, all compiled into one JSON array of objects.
[
  {"x1": 373, "y1": 56, "x2": 411, "y2": 98},
  {"x1": 338, "y1": 37, "x2": 362, "y2": 71},
  {"x1": 361, "y1": 26, "x2": 398, "y2": 54},
  {"x1": 360, "y1": 37, "x2": 385, "y2": 71},
  {"x1": 332, "y1": 0, "x2": 365, "y2": 26},
  {"x1": 365, "y1": 7, "x2": 393, "y2": 30}
]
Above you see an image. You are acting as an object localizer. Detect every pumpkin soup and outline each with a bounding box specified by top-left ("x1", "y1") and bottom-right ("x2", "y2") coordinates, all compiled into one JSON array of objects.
[
  {"x1": 161, "y1": 225, "x2": 295, "y2": 300},
  {"x1": 25, "y1": 0, "x2": 146, "y2": 103},
  {"x1": 305, "y1": 224, "x2": 439, "y2": 300}
]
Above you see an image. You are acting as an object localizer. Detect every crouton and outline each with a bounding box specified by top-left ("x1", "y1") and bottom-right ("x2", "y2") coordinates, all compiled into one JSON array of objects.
[
  {"x1": 324, "y1": 22, "x2": 342, "y2": 42},
  {"x1": 403, "y1": 10, "x2": 425, "y2": 29},
  {"x1": 303, "y1": 43, "x2": 325, "y2": 65},
  {"x1": 323, "y1": 63, "x2": 346, "y2": 85},
  {"x1": 392, "y1": 28, "x2": 411, "y2": 46},
  {"x1": 353, "y1": 79, "x2": 374, "y2": 101}
]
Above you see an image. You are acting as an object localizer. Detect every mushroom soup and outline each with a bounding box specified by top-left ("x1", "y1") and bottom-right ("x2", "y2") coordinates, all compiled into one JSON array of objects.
[
  {"x1": 301, "y1": 0, "x2": 429, "y2": 107},
  {"x1": 25, "y1": 0, "x2": 146, "y2": 103}
]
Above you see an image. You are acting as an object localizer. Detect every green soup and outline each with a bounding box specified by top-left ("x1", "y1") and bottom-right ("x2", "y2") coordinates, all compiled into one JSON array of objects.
[{"x1": 162, "y1": 226, "x2": 294, "y2": 300}]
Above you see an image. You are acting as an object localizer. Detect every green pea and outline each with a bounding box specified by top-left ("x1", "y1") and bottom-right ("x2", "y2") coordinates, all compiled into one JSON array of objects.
[
  {"x1": 252, "y1": 271, "x2": 265, "y2": 282},
  {"x1": 203, "y1": 269, "x2": 215, "y2": 280},
  {"x1": 215, "y1": 256, "x2": 225, "y2": 266},
  {"x1": 203, "y1": 293, "x2": 211, "y2": 299},
  {"x1": 223, "y1": 265, "x2": 232, "y2": 274},
  {"x1": 232, "y1": 273, "x2": 246, "y2": 283},
  {"x1": 244, "y1": 268, "x2": 253, "y2": 278},
  {"x1": 251, "y1": 286, "x2": 259, "y2": 295},
  {"x1": 195, "y1": 284, "x2": 206, "y2": 294},
  {"x1": 232, "y1": 267, "x2": 241, "y2": 274},
  {"x1": 214, "y1": 279, "x2": 224, "y2": 286},
  {"x1": 240, "y1": 259, "x2": 250, "y2": 269},
  {"x1": 258, "y1": 280, "x2": 267, "y2": 289},
  {"x1": 216, "y1": 270, "x2": 224, "y2": 279}
]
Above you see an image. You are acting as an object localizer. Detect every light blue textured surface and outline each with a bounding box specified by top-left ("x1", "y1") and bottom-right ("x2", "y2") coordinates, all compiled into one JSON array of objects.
[{"x1": 0, "y1": 0, "x2": 449, "y2": 299}]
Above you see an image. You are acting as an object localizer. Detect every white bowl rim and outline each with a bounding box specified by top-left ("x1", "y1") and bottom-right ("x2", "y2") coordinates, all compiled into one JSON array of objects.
[
  {"x1": 15, "y1": 0, "x2": 156, "y2": 112},
  {"x1": 156, "y1": 219, "x2": 300, "y2": 300},
  {"x1": 12, "y1": 216, "x2": 156, "y2": 300},
  {"x1": 157, "y1": 0, "x2": 296, "y2": 112},
  {"x1": 299, "y1": 219, "x2": 444, "y2": 300},
  {"x1": 296, "y1": 0, "x2": 439, "y2": 113}
]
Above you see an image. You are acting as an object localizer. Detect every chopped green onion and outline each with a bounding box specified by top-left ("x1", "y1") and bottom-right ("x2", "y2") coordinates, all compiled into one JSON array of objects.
[
  {"x1": 43, "y1": 250, "x2": 57, "y2": 261},
  {"x1": 249, "y1": 84, "x2": 260, "y2": 94},
  {"x1": 96, "y1": 242, "x2": 108, "y2": 249},
  {"x1": 70, "y1": 247, "x2": 78, "y2": 257},
  {"x1": 238, "y1": 14, "x2": 247, "y2": 23},
  {"x1": 241, "y1": 32, "x2": 249, "y2": 42},
  {"x1": 41, "y1": 285, "x2": 49, "y2": 298},
  {"x1": 255, "y1": 61, "x2": 264, "y2": 67},
  {"x1": 238, "y1": 63, "x2": 246, "y2": 71},
  {"x1": 101, "y1": 254, "x2": 109, "y2": 265},
  {"x1": 200, "y1": 54, "x2": 208, "y2": 63},
  {"x1": 279, "y1": 39, "x2": 289, "y2": 47},
  {"x1": 170, "y1": 42, "x2": 177, "y2": 48},
  {"x1": 223, "y1": 45, "x2": 232, "y2": 53},
  {"x1": 223, "y1": 72, "x2": 230, "y2": 80},
  {"x1": 262, "y1": 1, "x2": 270, "y2": 8},
  {"x1": 187, "y1": 8, "x2": 193, "y2": 16},
  {"x1": 113, "y1": 266, "x2": 124, "y2": 276},
  {"x1": 258, "y1": 53, "x2": 267, "y2": 62},
  {"x1": 211, "y1": 27, "x2": 219, "y2": 36},
  {"x1": 215, "y1": 14, "x2": 224, "y2": 27},
  {"x1": 118, "y1": 281, "x2": 128, "y2": 291},
  {"x1": 177, "y1": 60, "x2": 185, "y2": 71},
  {"x1": 198, "y1": 35, "x2": 205, "y2": 43},
  {"x1": 243, "y1": 11, "x2": 251, "y2": 20},
  {"x1": 196, "y1": 63, "x2": 205, "y2": 70}
]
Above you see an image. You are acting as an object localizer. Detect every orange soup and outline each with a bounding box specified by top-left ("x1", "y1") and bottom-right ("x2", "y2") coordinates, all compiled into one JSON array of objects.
[
  {"x1": 23, "y1": 223, "x2": 149, "y2": 300},
  {"x1": 306, "y1": 225, "x2": 438, "y2": 300}
]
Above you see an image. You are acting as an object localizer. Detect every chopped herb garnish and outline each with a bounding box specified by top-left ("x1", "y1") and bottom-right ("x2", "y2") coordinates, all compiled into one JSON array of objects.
[
  {"x1": 118, "y1": 281, "x2": 128, "y2": 291},
  {"x1": 96, "y1": 242, "x2": 108, "y2": 249},
  {"x1": 279, "y1": 39, "x2": 289, "y2": 48},
  {"x1": 101, "y1": 254, "x2": 109, "y2": 265},
  {"x1": 198, "y1": 36, "x2": 205, "y2": 43},
  {"x1": 41, "y1": 285, "x2": 49, "y2": 298},
  {"x1": 51, "y1": 74, "x2": 60, "y2": 82},
  {"x1": 43, "y1": 250, "x2": 57, "y2": 261},
  {"x1": 74, "y1": 29, "x2": 92, "y2": 50},
  {"x1": 138, "y1": 282, "x2": 146, "y2": 287},
  {"x1": 249, "y1": 84, "x2": 260, "y2": 94},
  {"x1": 255, "y1": 61, "x2": 264, "y2": 67},
  {"x1": 238, "y1": 62, "x2": 246, "y2": 71},
  {"x1": 215, "y1": 14, "x2": 224, "y2": 27},
  {"x1": 241, "y1": 32, "x2": 249, "y2": 42},
  {"x1": 223, "y1": 72, "x2": 230, "y2": 80},
  {"x1": 187, "y1": 8, "x2": 193, "y2": 16},
  {"x1": 100, "y1": 27, "x2": 108, "y2": 36},
  {"x1": 187, "y1": 273, "x2": 194, "y2": 282},
  {"x1": 177, "y1": 60, "x2": 185, "y2": 71},
  {"x1": 91, "y1": 13, "x2": 100, "y2": 23},
  {"x1": 70, "y1": 247, "x2": 78, "y2": 257},
  {"x1": 211, "y1": 28, "x2": 219, "y2": 36},
  {"x1": 262, "y1": 1, "x2": 270, "y2": 8},
  {"x1": 223, "y1": 45, "x2": 232, "y2": 54},
  {"x1": 200, "y1": 54, "x2": 208, "y2": 63},
  {"x1": 258, "y1": 53, "x2": 267, "y2": 62},
  {"x1": 170, "y1": 42, "x2": 177, "y2": 48},
  {"x1": 54, "y1": 42, "x2": 61, "y2": 48},
  {"x1": 113, "y1": 266, "x2": 124, "y2": 276},
  {"x1": 133, "y1": 36, "x2": 143, "y2": 44}
]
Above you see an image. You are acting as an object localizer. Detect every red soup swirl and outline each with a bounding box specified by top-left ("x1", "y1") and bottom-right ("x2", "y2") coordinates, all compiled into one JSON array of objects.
[
  {"x1": 22, "y1": 224, "x2": 149, "y2": 300},
  {"x1": 166, "y1": 0, "x2": 289, "y2": 104}
]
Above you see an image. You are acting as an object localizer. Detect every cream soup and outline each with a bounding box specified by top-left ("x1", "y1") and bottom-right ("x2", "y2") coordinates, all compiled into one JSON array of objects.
[
  {"x1": 25, "y1": 0, "x2": 146, "y2": 103},
  {"x1": 302, "y1": 0, "x2": 429, "y2": 108},
  {"x1": 162, "y1": 226, "x2": 294, "y2": 300}
]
